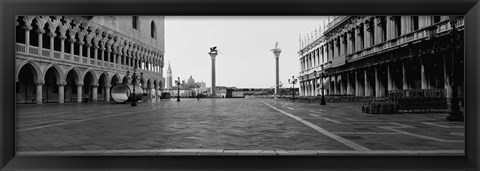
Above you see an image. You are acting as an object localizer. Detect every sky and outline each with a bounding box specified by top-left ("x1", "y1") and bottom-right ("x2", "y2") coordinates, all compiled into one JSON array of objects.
[{"x1": 164, "y1": 16, "x2": 329, "y2": 88}]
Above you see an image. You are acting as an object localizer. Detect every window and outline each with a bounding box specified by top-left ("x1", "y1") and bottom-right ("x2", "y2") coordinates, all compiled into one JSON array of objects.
[
  {"x1": 151, "y1": 21, "x2": 156, "y2": 38},
  {"x1": 412, "y1": 16, "x2": 419, "y2": 31},
  {"x1": 132, "y1": 16, "x2": 139, "y2": 29},
  {"x1": 434, "y1": 16, "x2": 441, "y2": 23}
]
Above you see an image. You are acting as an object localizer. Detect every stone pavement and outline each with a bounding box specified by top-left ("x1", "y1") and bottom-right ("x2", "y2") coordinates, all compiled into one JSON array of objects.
[{"x1": 16, "y1": 98, "x2": 464, "y2": 156}]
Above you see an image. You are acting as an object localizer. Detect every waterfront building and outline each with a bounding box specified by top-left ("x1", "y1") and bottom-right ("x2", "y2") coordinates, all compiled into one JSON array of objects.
[{"x1": 15, "y1": 16, "x2": 165, "y2": 104}]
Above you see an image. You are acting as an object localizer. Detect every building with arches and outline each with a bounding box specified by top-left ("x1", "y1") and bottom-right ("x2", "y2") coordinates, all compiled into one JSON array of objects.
[
  {"x1": 298, "y1": 16, "x2": 464, "y2": 100},
  {"x1": 15, "y1": 16, "x2": 165, "y2": 104}
]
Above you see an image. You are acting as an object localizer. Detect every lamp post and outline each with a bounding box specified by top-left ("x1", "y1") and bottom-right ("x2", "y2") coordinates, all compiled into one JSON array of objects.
[
  {"x1": 175, "y1": 77, "x2": 181, "y2": 102},
  {"x1": 320, "y1": 66, "x2": 326, "y2": 105},
  {"x1": 288, "y1": 76, "x2": 297, "y2": 99},
  {"x1": 446, "y1": 16, "x2": 464, "y2": 121},
  {"x1": 131, "y1": 66, "x2": 138, "y2": 106}
]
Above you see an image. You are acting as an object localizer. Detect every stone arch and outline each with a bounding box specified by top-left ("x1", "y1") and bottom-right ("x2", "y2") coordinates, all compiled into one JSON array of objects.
[
  {"x1": 65, "y1": 66, "x2": 83, "y2": 85},
  {"x1": 16, "y1": 62, "x2": 41, "y2": 103},
  {"x1": 16, "y1": 60, "x2": 43, "y2": 83},
  {"x1": 98, "y1": 72, "x2": 110, "y2": 101},
  {"x1": 43, "y1": 63, "x2": 64, "y2": 85},
  {"x1": 43, "y1": 65, "x2": 63, "y2": 103},
  {"x1": 111, "y1": 73, "x2": 121, "y2": 86},
  {"x1": 34, "y1": 16, "x2": 47, "y2": 29},
  {"x1": 153, "y1": 79, "x2": 158, "y2": 89},
  {"x1": 29, "y1": 18, "x2": 41, "y2": 47},
  {"x1": 83, "y1": 69, "x2": 99, "y2": 85}
]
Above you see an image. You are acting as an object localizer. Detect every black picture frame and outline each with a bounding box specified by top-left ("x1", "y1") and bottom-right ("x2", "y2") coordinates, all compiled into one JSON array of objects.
[{"x1": 1, "y1": 0, "x2": 479, "y2": 170}]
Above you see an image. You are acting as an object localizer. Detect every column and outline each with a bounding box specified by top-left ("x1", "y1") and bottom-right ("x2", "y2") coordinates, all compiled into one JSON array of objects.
[
  {"x1": 419, "y1": 16, "x2": 427, "y2": 29},
  {"x1": 402, "y1": 61, "x2": 408, "y2": 89},
  {"x1": 364, "y1": 22, "x2": 370, "y2": 49},
  {"x1": 60, "y1": 36, "x2": 65, "y2": 53},
  {"x1": 305, "y1": 81, "x2": 309, "y2": 96},
  {"x1": 92, "y1": 85, "x2": 98, "y2": 102},
  {"x1": 374, "y1": 17, "x2": 380, "y2": 44},
  {"x1": 364, "y1": 69, "x2": 369, "y2": 96},
  {"x1": 86, "y1": 44, "x2": 91, "y2": 59},
  {"x1": 24, "y1": 26, "x2": 31, "y2": 47},
  {"x1": 347, "y1": 72, "x2": 351, "y2": 95},
  {"x1": 58, "y1": 82, "x2": 66, "y2": 103},
  {"x1": 37, "y1": 29, "x2": 44, "y2": 49},
  {"x1": 313, "y1": 77, "x2": 317, "y2": 96},
  {"x1": 113, "y1": 52, "x2": 117, "y2": 66},
  {"x1": 386, "y1": 16, "x2": 392, "y2": 40},
  {"x1": 300, "y1": 81, "x2": 303, "y2": 96},
  {"x1": 311, "y1": 79, "x2": 315, "y2": 96},
  {"x1": 69, "y1": 38, "x2": 74, "y2": 57},
  {"x1": 425, "y1": 16, "x2": 433, "y2": 27},
  {"x1": 354, "y1": 27, "x2": 359, "y2": 51},
  {"x1": 106, "y1": 50, "x2": 111, "y2": 63},
  {"x1": 48, "y1": 33, "x2": 54, "y2": 52},
  {"x1": 309, "y1": 80, "x2": 313, "y2": 96},
  {"x1": 444, "y1": 55, "x2": 452, "y2": 98},
  {"x1": 105, "y1": 85, "x2": 111, "y2": 102},
  {"x1": 375, "y1": 66, "x2": 381, "y2": 97},
  {"x1": 392, "y1": 17, "x2": 399, "y2": 38},
  {"x1": 401, "y1": 16, "x2": 407, "y2": 35},
  {"x1": 355, "y1": 71, "x2": 359, "y2": 96},
  {"x1": 117, "y1": 53, "x2": 121, "y2": 65},
  {"x1": 35, "y1": 81, "x2": 44, "y2": 104},
  {"x1": 333, "y1": 75, "x2": 337, "y2": 95},
  {"x1": 421, "y1": 60, "x2": 428, "y2": 89},
  {"x1": 100, "y1": 48, "x2": 105, "y2": 61},
  {"x1": 77, "y1": 84, "x2": 83, "y2": 103},
  {"x1": 333, "y1": 38, "x2": 338, "y2": 58},
  {"x1": 79, "y1": 42, "x2": 84, "y2": 57},
  {"x1": 340, "y1": 34, "x2": 347, "y2": 56},
  {"x1": 387, "y1": 64, "x2": 393, "y2": 91},
  {"x1": 339, "y1": 74, "x2": 344, "y2": 95},
  {"x1": 93, "y1": 46, "x2": 98, "y2": 61}
]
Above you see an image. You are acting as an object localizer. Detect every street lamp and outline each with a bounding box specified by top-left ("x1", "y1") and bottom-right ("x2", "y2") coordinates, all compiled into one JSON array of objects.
[
  {"x1": 446, "y1": 16, "x2": 464, "y2": 121},
  {"x1": 131, "y1": 66, "x2": 138, "y2": 106},
  {"x1": 319, "y1": 66, "x2": 326, "y2": 105},
  {"x1": 175, "y1": 77, "x2": 181, "y2": 102},
  {"x1": 288, "y1": 76, "x2": 297, "y2": 99}
]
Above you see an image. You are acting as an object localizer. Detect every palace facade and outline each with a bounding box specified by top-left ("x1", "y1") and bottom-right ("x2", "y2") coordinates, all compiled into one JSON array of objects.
[
  {"x1": 298, "y1": 16, "x2": 464, "y2": 100},
  {"x1": 15, "y1": 16, "x2": 165, "y2": 104}
]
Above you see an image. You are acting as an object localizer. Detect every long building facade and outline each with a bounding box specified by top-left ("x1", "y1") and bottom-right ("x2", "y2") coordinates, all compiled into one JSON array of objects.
[
  {"x1": 298, "y1": 16, "x2": 464, "y2": 99},
  {"x1": 15, "y1": 16, "x2": 165, "y2": 104}
]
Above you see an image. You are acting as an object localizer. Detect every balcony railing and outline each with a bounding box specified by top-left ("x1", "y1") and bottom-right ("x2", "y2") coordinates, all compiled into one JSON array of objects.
[{"x1": 16, "y1": 43, "x2": 163, "y2": 78}]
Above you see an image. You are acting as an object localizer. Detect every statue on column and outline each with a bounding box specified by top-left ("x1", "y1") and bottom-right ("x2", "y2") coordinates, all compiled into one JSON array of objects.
[{"x1": 209, "y1": 46, "x2": 218, "y2": 54}]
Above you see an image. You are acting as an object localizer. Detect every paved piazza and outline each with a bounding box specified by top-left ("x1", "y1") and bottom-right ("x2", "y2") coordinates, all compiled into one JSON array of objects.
[{"x1": 16, "y1": 98, "x2": 464, "y2": 156}]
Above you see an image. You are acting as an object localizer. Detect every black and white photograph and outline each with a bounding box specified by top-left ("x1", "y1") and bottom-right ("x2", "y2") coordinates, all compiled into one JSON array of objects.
[{"x1": 15, "y1": 15, "x2": 465, "y2": 156}]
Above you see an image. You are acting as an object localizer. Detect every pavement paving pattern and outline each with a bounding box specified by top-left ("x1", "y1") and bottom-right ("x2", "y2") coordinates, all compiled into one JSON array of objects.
[{"x1": 16, "y1": 98, "x2": 465, "y2": 156}]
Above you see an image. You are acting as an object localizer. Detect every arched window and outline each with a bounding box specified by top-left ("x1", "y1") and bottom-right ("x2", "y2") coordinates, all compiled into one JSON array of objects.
[
  {"x1": 151, "y1": 21, "x2": 156, "y2": 38},
  {"x1": 132, "y1": 16, "x2": 139, "y2": 29}
]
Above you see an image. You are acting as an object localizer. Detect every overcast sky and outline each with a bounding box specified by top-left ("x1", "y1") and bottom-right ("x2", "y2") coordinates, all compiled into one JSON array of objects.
[{"x1": 164, "y1": 16, "x2": 329, "y2": 88}]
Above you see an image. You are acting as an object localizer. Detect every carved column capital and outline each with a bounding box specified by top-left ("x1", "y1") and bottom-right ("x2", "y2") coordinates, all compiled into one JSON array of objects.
[
  {"x1": 57, "y1": 81, "x2": 67, "y2": 86},
  {"x1": 34, "y1": 80, "x2": 45, "y2": 85}
]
